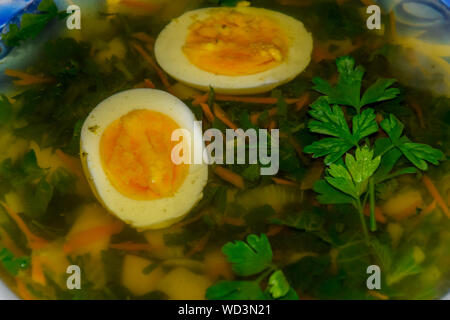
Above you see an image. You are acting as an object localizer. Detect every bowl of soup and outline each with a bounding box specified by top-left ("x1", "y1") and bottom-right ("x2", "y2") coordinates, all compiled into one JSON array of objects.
[{"x1": 0, "y1": 0, "x2": 449, "y2": 300}]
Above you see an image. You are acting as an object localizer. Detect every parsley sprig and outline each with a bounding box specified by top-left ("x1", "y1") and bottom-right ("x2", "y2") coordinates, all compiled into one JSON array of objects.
[
  {"x1": 2, "y1": 0, "x2": 67, "y2": 47},
  {"x1": 305, "y1": 56, "x2": 445, "y2": 240},
  {"x1": 206, "y1": 234, "x2": 298, "y2": 300}
]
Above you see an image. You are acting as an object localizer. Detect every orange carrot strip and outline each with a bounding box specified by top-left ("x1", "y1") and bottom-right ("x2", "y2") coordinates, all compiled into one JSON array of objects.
[
  {"x1": 5, "y1": 69, "x2": 53, "y2": 86},
  {"x1": 0, "y1": 202, "x2": 48, "y2": 250},
  {"x1": 250, "y1": 107, "x2": 278, "y2": 124},
  {"x1": 295, "y1": 92, "x2": 310, "y2": 111},
  {"x1": 109, "y1": 242, "x2": 152, "y2": 251},
  {"x1": 55, "y1": 149, "x2": 84, "y2": 179},
  {"x1": 271, "y1": 177, "x2": 298, "y2": 186},
  {"x1": 423, "y1": 200, "x2": 437, "y2": 215},
  {"x1": 132, "y1": 42, "x2": 172, "y2": 92},
  {"x1": 222, "y1": 216, "x2": 245, "y2": 226},
  {"x1": 131, "y1": 32, "x2": 155, "y2": 45},
  {"x1": 31, "y1": 256, "x2": 46, "y2": 286},
  {"x1": 185, "y1": 232, "x2": 211, "y2": 258},
  {"x1": 389, "y1": 11, "x2": 397, "y2": 40},
  {"x1": 363, "y1": 205, "x2": 387, "y2": 223},
  {"x1": 143, "y1": 78, "x2": 156, "y2": 88},
  {"x1": 214, "y1": 94, "x2": 300, "y2": 105},
  {"x1": 268, "y1": 119, "x2": 277, "y2": 130},
  {"x1": 213, "y1": 103, "x2": 238, "y2": 129},
  {"x1": 409, "y1": 101, "x2": 425, "y2": 129},
  {"x1": 266, "y1": 225, "x2": 283, "y2": 237},
  {"x1": 63, "y1": 221, "x2": 124, "y2": 254},
  {"x1": 15, "y1": 279, "x2": 34, "y2": 300},
  {"x1": 368, "y1": 290, "x2": 389, "y2": 300},
  {"x1": 200, "y1": 103, "x2": 215, "y2": 122},
  {"x1": 214, "y1": 166, "x2": 244, "y2": 189},
  {"x1": 192, "y1": 94, "x2": 208, "y2": 106},
  {"x1": 422, "y1": 175, "x2": 450, "y2": 218}
]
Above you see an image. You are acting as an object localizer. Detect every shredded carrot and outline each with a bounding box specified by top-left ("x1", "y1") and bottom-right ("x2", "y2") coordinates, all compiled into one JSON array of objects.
[
  {"x1": 423, "y1": 200, "x2": 437, "y2": 215},
  {"x1": 15, "y1": 279, "x2": 34, "y2": 300},
  {"x1": 266, "y1": 225, "x2": 283, "y2": 237},
  {"x1": 250, "y1": 107, "x2": 278, "y2": 125},
  {"x1": 31, "y1": 256, "x2": 46, "y2": 286},
  {"x1": 200, "y1": 103, "x2": 215, "y2": 122},
  {"x1": 185, "y1": 232, "x2": 211, "y2": 258},
  {"x1": 213, "y1": 103, "x2": 238, "y2": 129},
  {"x1": 409, "y1": 100, "x2": 425, "y2": 129},
  {"x1": 295, "y1": 92, "x2": 310, "y2": 111},
  {"x1": 0, "y1": 228, "x2": 24, "y2": 256},
  {"x1": 109, "y1": 242, "x2": 152, "y2": 251},
  {"x1": 363, "y1": 205, "x2": 387, "y2": 223},
  {"x1": 422, "y1": 175, "x2": 450, "y2": 218},
  {"x1": 312, "y1": 45, "x2": 335, "y2": 63},
  {"x1": 131, "y1": 42, "x2": 172, "y2": 92},
  {"x1": 55, "y1": 149, "x2": 84, "y2": 180},
  {"x1": 214, "y1": 166, "x2": 244, "y2": 189},
  {"x1": 143, "y1": 78, "x2": 156, "y2": 89},
  {"x1": 63, "y1": 221, "x2": 124, "y2": 254},
  {"x1": 272, "y1": 177, "x2": 298, "y2": 186},
  {"x1": 131, "y1": 32, "x2": 155, "y2": 45},
  {"x1": 389, "y1": 11, "x2": 397, "y2": 40},
  {"x1": 5, "y1": 69, "x2": 53, "y2": 86},
  {"x1": 268, "y1": 119, "x2": 277, "y2": 130},
  {"x1": 368, "y1": 290, "x2": 389, "y2": 300},
  {"x1": 213, "y1": 94, "x2": 301, "y2": 105},
  {"x1": 0, "y1": 202, "x2": 48, "y2": 250},
  {"x1": 222, "y1": 216, "x2": 245, "y2": 226},
  {"x1": 192, "y1": 93, "x2": 208, "y2": 106}
]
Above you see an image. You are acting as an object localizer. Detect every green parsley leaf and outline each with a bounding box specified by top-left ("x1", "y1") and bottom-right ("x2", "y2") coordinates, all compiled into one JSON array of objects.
[
  {"x1": 313, "y1": 179, "x2": 355, "y2": 204},
  {"x1": 0, "y1": 248, "x2": 30, "y2": 276},
  {"x1": 323, "y1": 146, "x2": 380, "y2": 198},
  {"x1": 3, "y1": 0, "x2": 64, "y2": 47},
  {"x1": 345, "y1": 146, "x2": 381, "y2": 189},
  {"x1": 312, "y1": 56, "x2": 400, "y2": 112},
  {"x1": 222, "y1": 234, "x2": 273, "y2": 276},
  {"x1": 267, "y1": 270, "x2": 290, "y2": 299},
  {"x1": 206, "y1": 281, "x2": 266, "y2": 300},
  {"x1": 304, "y1": 98, "x2": 378, "y2": 164},
  {"x1": 380, "y1": 114, "x2": 444, "y2": 170},
  {"x1": 360, "y1": 78, "x2": 401, "y2": 107},
  {"x1": 313, "y1": 56, "x2": 364, "y2": 110},
  {"x1": 325, "y1": 162, "x2": 359, "y2": 199}
]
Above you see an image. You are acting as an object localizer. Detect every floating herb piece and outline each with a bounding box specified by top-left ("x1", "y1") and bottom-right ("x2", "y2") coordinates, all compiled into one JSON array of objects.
[{"x1": 206, "y1": 234, "x2": 298, "y2": 300}]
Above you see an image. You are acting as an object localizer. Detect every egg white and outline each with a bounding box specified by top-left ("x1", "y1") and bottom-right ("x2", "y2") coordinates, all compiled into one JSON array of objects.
[
  {"x1": 80, "y1": 89, "x2": 208, "y2": 230},
  {"x1": 154, "y1": 7, "x2": 313, "y2": 95}
]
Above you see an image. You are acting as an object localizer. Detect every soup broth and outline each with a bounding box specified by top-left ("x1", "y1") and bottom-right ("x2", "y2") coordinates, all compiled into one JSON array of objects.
[{"x1": 0, "y1": 0, "x2": 449, "y2": 300}]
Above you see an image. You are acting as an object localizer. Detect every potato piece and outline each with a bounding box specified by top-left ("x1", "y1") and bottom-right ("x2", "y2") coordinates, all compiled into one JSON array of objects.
[
  {"x1": 204, "y1": 250, "x2": 233, "y2": 281},
  {"x1": 170, "y1": 82, "x2": 201, "y2": 100},
  {"x1": 382, "y1": 189, "x2": 423, "y2": 220},
  {"x1": 66, "y1": 203, "x2": 114, "y2": 257},
  {"x1": 121, "y1": 254, "x2": 164, "y2": 296},
  {"x1": 156, "y1": 267, "x2": 212, "y2": 300},
  {"x1": 96, "y1": 37, "x2": 126, "y2": 62},
  {"x1": 144, "y1": 229, "x2": 184, "y2": 260}
]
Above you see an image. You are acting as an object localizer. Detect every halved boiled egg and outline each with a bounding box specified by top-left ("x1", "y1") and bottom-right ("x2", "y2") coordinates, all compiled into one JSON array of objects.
[
  {"x1": 155, "y1": 6, "x2": 313, "y2": 95},
  {"x1": 80, "y1": 89, "x2": 208, "y2": 230}
]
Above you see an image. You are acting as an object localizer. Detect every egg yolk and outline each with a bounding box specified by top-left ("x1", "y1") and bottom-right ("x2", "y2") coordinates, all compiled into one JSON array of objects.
[
  {"x1": 100, "y1": 110, "x2": 188, "y2": 200},
  {"x1": 182, "y1": 10, "x2": 289, "y2": 76}
]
